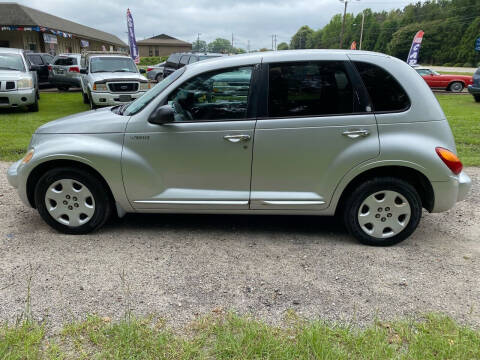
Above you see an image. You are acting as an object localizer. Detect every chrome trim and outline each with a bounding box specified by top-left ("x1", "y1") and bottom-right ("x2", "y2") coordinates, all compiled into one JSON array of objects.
[
  {"x1": 342, "y1": 129, "x2": 370, "y2": 138},
  {"x1": 223, "y1": 134, "x2": 251, "y2": 143},
  {"x1": 260, "y1": 200, "x2": 326, "y2": 205},
  {"x1": 133, "y1": 200, "x2": 249, "y2": 205}
]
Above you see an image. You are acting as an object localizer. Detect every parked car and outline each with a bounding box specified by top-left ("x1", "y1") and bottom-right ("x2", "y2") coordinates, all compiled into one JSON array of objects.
[
  {"x1": 467, "y1": 67, "x2": 480, "y2": 102},
  {"x1": 80, "y1": 52, "x2": 150, "y2": 109},
  {"x1": 48, "y1": 53, "x2": 82, "y2": 91},
  {"x1": 7, "y1": 50, "x2": 471, "y2": 246},
  {"x1": 25, "y1": 52, "x2": 54, "y2": 86},
  {"x1": 414, "y1": 67, "x2": 473, "y2": 92},
  {"x1": 0, "y1": 47, "x2": 39, "y2": 111},
  {"x1": 146, "y1": 61, "x2": 165, "y2": 82},
  {"x1": 162, "y1": 52, "x2": 222, "y2": 78}
]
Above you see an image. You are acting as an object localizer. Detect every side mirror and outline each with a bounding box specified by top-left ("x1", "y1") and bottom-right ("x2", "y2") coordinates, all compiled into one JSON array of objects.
[
  {"x1": 139, "y1": 68, "x2": 146, "y2": 74},
  {"x1": 148, "y1": 104, "x2": 175, "y2": 125},
  {"x1": 80, "y1": 68, "x2": 87, "y2": 74}
]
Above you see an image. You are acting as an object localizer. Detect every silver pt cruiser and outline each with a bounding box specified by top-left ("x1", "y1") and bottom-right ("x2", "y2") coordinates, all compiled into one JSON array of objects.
[{"x1": 7, "y1": 50, "x2": 471, "y2": 246}]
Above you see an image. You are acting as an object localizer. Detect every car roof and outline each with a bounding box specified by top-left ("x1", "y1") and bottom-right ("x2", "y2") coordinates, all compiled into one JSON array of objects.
[{"x1": 0, "y1": 47, "x2": 24, "y2": 54}]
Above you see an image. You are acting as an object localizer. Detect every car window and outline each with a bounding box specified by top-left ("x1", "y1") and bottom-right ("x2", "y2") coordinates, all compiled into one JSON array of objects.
[
  {"x1": 188, "y1": 56, "x2": 198, "y2": 64},
  {"x1": 0, "y1": 53, "x2": 25, "y2": 71},
  {"x1": 268, "y1": 61, "x2": 356, "y2": 118},
  {"x1": 167, "y1": 66, "x2": 253, "y2": 122},
  {"x1": 90, "y1": 57, "x2": 137, "y2": 73},
  {"x1": 124, "y1": 67, "x2": 186, "y2": 116},
  {"x1": 28, "y1": 55, "x2": 43, "y2": 65},
  {"x1": 475, "y1": 68, "x2": 480, "y2": 75},
  {"x1": 42, "y1": 54, "x2": 54, "y2": 64},
  {"x1": 166, "y1": 54, "x2": 181, "y2": 67},
  {"x1": 54, "y1": 57, "x2": 77, "y2": 66},
  {"x1": 416, "y1": 69, "x2": 432, "y2": 76},
  {"x1": 354, "y1": 61, "x2": 410, "y2": 112},
  {"x1": 179, "y1": 55, "x2": 190, "y2": 66}
]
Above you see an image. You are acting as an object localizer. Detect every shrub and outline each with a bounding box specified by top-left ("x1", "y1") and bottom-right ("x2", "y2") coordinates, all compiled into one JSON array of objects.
[
  {"x1": 138, "y1": 56, "x2": 168, "y2": 65},
  {"x1": 463, "y1": 62, "x2": 473, "y2": 68},
  {"x1": 453, "y1": 63, "x2": 464, "y2": 67},
  {"x1": 443, "y1": 62, "x2": 453, "y2": 67}
]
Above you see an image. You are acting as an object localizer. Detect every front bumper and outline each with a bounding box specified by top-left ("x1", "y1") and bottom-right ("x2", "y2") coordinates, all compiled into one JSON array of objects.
[
  {"x1": 90, "y1": 91, "x2": 146, "y2": 106},
  {"x1": 0, "y1": 88, "x2": 36, "y2": 108},
  {"x1": 7, "y1": 160, "x2": 30, "y2": 206},
  {"x1": 431, "y1": 171, "x2": 472, "y2": 212},
  {"x1": 467, "y1": 85, "x2": 480, "y2": 95}
]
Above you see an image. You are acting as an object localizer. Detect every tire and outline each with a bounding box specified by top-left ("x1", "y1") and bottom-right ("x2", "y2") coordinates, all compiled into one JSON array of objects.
[
  {"x1": 448, "y1": 81, "x2": 464, "y2": 93},
  {"x1": 155, "y1": 73, "x2": 163, "y2": 82},
  {"x1": 34, "y1": 167, "x2": 112, "y2": 234},
  {"x1": 88, "y1": 91, "x2": 97, "y2": 110},
  {"x1": 83, "y1": 91, "x2": 89, "y2": 104},
  {"x1": 57, "y1": 85, "x2": 70, "y2": 92},
  {"x1": 343, "y1": 177, "x2": 422, "y2": 246},
  {"x1": 474, "y1": 95, "x2": 480, "y2": 103},
  {"x1": 27, "y1": 97, "x2": 39, "y2": 112}
]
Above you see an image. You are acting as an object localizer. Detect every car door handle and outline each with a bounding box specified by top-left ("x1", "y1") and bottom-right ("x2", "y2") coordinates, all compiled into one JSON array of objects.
[
  {"x1": 342, "y1": 129, "x2": 370, "y2": 139},
  {"x1": 224, "y1": 134, "x2": 251, "y2": 143}
]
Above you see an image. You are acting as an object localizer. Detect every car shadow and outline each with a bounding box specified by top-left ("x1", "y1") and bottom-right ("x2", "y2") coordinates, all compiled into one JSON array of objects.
[{"x1": 106, "y1": 213, "x2": 351, "y2": 241}]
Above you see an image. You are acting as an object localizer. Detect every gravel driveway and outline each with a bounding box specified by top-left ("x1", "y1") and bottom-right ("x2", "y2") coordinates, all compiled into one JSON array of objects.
[{"x1": 0, "y1": 161, "x2": 479, "y2": 330}]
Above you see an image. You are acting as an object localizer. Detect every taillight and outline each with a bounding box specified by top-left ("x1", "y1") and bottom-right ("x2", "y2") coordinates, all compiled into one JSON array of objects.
[
  {"x1": 69, "y1": 66, "x2": 80, "y2": 73},
  {"x1": 147, "y1": 67, "x2": 153, "y2": 71},
  {"x1": 435, "y1": 147, "x2": 463, "y2": 175},
  {"x1": 48, "y1": 65, "x2": 52, "y2": 71}
]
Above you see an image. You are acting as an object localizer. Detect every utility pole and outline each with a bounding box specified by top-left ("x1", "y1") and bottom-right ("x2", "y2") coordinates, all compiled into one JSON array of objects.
[
  {"x1": 247, "y1": 40, "x2": 250, "y2": 53},
  {"x1": 271, "y1": 34, "x2": 277, "y2": 50},
  {"x1": 339, "y1": 0, "x2": 348, "y2": 49},
  {"x1": 359, "y1": 11, "x2": 365, "y2": 50},
  {"x1": 231, "y1": 33, "x2": 234, "y2": 52},
  {"x1": 274, "y1": 34, "x2": 277, "y2": 50},
  {"x1": 196, "y1": 33, "x2": 201, "y2": 52}
]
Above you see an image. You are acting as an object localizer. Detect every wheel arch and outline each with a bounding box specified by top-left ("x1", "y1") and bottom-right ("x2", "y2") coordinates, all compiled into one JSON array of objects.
[
  {"x1": 335, "y1": 165, "x2": 434, "y2": 215},
  {"x1": 26, "y1": 159, "x2": 115, "y2": 210},
  {"x1": 448, "y1": 80, "x2": 465, "y2": 89}
]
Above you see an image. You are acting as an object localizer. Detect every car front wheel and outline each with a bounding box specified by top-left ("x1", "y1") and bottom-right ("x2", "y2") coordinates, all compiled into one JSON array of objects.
[
  {"x1": 343, "y1": 177, "x2": 422, "y2": 246},
  {"x1": 88, "y1": 91, "x2": 97, "y2": 110},
  {"x1": 449, "y1": 81, "x2": 464, "y2": 93},
  {"x1": 34, "y1": 167, "x2": 112, "y2": 234},
  {"x1": 474, "y1": 95, "x2": 480, "y2": 103}
]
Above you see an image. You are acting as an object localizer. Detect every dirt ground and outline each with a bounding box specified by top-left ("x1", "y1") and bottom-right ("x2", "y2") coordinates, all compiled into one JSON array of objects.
[{"x1": 0, "y1": 161, "x2": 478, "y2": 330}]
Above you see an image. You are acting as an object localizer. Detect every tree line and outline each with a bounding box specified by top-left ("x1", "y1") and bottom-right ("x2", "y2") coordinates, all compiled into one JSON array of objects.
[{"x1": 286, "y1": 0, "x2": 480, "y2": 66}]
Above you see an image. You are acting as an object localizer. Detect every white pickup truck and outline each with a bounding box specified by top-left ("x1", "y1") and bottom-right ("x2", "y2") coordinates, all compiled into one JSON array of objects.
[{"x1": 80, "y1": 52, "x2": 150, "y2": 109}]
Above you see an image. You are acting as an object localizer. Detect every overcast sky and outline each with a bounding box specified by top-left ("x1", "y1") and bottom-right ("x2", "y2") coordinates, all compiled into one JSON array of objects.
[{"x1": 18, "y1": 0, "x2": 417, "y2": 50}]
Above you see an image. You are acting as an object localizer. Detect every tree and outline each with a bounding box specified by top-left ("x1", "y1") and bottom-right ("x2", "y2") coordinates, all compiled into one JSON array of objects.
[
  {"x1": 277, "y1": 42, "x2": 289, "y2": 50},
  {"x1": 207, "y1": 38, "x2": 233, "y2": 53},
  {"x1": 290, "y1": 26, "x2": 314, "y2": 49},
  {"x1": 192, "y1": 40, "x2": 207, "y2": 52}
]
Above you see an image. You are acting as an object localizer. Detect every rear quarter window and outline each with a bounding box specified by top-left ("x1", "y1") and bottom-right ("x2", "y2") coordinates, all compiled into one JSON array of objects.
[{"x1": 354, "y1": 61, "x2": 410, "y2": 112}]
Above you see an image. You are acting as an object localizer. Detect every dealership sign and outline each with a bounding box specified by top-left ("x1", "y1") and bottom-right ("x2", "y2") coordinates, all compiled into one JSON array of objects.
[
  {"x1": 407, "y1": 30, "x2": 424, "y2": 66},
  {"x1": 42, "y1": 33, "x2": 57, "y2": 44},
  {"x1": 126, "y1": 8, "x2": 140, "y2": 64}
]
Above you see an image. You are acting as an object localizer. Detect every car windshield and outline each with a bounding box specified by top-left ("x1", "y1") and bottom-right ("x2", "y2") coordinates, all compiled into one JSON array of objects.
[
  {"x1": 0, "y1": 53, "x2": 25, "y2": 71},
  {"x1": 90, "y1": 57, "x2": 137, "y2": 73},
  {"x1": 123, "y1": 67, "x2": 186, "y2": 116}
]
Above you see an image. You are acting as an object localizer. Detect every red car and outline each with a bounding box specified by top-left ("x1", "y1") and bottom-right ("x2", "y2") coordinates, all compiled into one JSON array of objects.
[{"x1": 415, "y1": 67, "x2": 473, "y2": 92}]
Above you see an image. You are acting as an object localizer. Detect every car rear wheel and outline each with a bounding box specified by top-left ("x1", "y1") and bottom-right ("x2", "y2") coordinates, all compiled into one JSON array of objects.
[
  {"x1": 34, "y1": 167, "x2": 112, "y2": 234},
  {"x1": 474, "y1": 95, "x2": 480, "y2": 103},
  {"x1": 57, "y1": 86, "x2": 70, "y2": 91},
  {"x1": 155, "y1": 73, "x2": 163, "y2": 82},
  {"x1": 343, "y1": 177, "x2": 422, "y2": 246},
  {"x1": 449, "y1": 81, "x2": 464, "y2": 93}
]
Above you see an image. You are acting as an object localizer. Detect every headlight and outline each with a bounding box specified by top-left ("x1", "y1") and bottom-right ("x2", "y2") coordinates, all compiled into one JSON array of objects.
[
  {"x1": 17, "y1": 77, "x2": 34, "y2": 89},
  {"x1": 21, "y1": 149, "x2": 34, "y2": 164},
  {"x1": 92, "y1": 83, "x2": 108, "y2": 92},
  {"x1": 139, "y1": 82, "x2": 152, "y2": 91}
]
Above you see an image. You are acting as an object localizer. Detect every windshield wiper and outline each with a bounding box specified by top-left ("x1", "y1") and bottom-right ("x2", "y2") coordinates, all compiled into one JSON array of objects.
[
  {"x1": 91, "y1": 70, "x2": 111, "y2": 73},
  {"x1": 0, "y1": 66, "x2": 20, "y2": 71}
]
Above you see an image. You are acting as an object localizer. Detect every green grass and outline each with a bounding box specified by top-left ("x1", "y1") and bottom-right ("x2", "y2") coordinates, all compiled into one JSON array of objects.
[
  {"x1": 436, "y1": 94, "x2": 480, "y2": 166},
  {"x1": 0, "y1": 92, "x2": 478, "y2": 166},
  {"x1": 1, "y1": 313, "x2": 479, "y2": 359},
  {"x1": 0, "y1": 92, "x2": 89, "y2": 161}
]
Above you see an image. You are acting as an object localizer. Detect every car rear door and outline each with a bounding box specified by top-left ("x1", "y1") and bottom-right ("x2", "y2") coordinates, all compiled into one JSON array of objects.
[
  {"x1": 122, "y1": 65, "x2": 260, "y2": 210},
  {"x1": 250, "y1": 59, "x2": 379, "y2": 210}
]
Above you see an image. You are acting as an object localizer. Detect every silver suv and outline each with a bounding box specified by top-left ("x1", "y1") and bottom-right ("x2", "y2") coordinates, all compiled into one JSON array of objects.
[
  {"x1": 0, "y1": 47, "x2": 39, "y2": 111},
  {"x1": 7, "y1": 50, "x2": 471, "y2": 246},
  {"x1": 79, "y1": 52, "x2": 150, "y2": 109}
]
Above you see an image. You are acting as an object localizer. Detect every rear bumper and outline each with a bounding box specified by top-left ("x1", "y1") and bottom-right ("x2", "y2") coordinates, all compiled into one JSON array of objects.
[
  {"x1": 431, "y1": 171, "x2": 472, "y2": 212},
  {"x1": 0, "y1": 88, "x2": 36, "y2": 107},
  {"x1": 467, "y1": 85, "x2": 480, "y2": 95},
  {"x1": 90, "y1": 91, "x2": 146, "y2": 106}
]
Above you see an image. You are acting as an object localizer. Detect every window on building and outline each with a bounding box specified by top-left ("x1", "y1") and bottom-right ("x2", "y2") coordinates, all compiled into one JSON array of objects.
[
  {"x1": 268, "y1": 61, "x2": 356, "y2": 118},
  {"x1": 149, "y1": 47, "x2": 153, "y2": 57},
  {"x1": 155, "y1": 47, "x2": 159, "y2": 56}
]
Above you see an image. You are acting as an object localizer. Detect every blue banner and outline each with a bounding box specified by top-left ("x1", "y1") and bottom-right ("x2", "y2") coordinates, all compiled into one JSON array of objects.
[
  {"x1": 407, "y1": 30, "x2": 424, "y2": 66},
  {"x1": 127, "y1": 8, "x2": 139, "y2": 63}
]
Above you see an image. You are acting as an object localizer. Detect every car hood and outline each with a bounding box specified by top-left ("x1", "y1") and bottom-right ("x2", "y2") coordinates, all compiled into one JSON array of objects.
[
  {"x1": 89, "y1": 72, "x2": 146, "y2": 82},
  {"x1": 0, "y1": 70, "x2": 27, "y2": 80},
  {"x1": 35, "y1": 107, "x2": 129, "y2": 134}
]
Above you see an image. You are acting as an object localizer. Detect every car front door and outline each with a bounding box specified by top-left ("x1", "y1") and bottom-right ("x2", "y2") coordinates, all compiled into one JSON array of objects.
[
  {"x1": 122, "y1": 65, "x2": 259, "y2": 210},
  {"x1": 250, "y1": 60, "x2": 380, "y2": 210}
]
